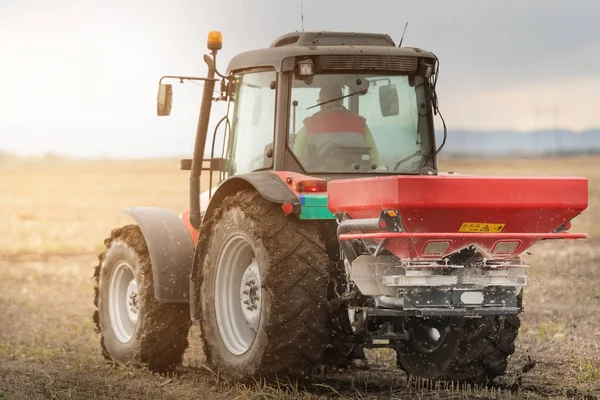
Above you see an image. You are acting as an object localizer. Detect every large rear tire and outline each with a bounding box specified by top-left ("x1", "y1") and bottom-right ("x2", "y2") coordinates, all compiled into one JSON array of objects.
[
  {"x1": 196, "y1": 190, "x2": 332, "y2": 382},
  {"x1": 396, "y1": 315, "x2": 520, "y2": 384},
  {"x1": 93, "y1": 225, "x2": 191, "y2": 371}
]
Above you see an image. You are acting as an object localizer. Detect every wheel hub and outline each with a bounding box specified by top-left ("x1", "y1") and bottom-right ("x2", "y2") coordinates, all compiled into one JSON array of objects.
[
  {"x1": 214, "y1": 234, "x2": 263, "y2": 356},
  {"x1": 126, "y1": 280, "x2": 139, "y2": 323},
  {"x1": 240, "y1": 259, "x2": 261, "y2": 331},
  {"x1": 108, "y1": 261, "x2": 138, "y2": 343}
]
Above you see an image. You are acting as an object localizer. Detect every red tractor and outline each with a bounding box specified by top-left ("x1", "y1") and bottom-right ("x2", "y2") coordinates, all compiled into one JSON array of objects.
[{"x1": 93, "y1": 30, "x2": 588, "y2": 384}]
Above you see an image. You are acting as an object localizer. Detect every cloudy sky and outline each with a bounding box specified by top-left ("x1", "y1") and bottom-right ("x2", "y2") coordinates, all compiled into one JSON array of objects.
[{"x1": 1, "y1": 0, "x2": 599, "y2": 157}]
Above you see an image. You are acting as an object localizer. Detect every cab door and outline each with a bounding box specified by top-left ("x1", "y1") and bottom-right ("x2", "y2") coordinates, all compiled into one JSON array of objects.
[{"x1": 222, "y1": 68, "x2": 278, "y2": 177}]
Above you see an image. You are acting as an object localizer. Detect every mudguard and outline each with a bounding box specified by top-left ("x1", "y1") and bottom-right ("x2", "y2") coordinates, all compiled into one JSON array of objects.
[
  {"x1": 202, "y1": 171, "x2": 298, "y2": 222},
  {"x1": 123, "y1": 207, "x2": 195, "y2": 303}
]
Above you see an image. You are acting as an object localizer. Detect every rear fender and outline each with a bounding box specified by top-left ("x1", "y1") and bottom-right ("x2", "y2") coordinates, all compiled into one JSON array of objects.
[
  {"x1": 123, "y1": 207, "x2": 195, "y2": 304},
  {"x1": 202, "y1": 171, "x2": 299, "y2": 222}
]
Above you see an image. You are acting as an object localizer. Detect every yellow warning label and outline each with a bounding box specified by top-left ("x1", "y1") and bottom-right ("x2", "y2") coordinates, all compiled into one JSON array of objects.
[{"x1": 459, "y1": 222, "x2": 505, "y2": 233}]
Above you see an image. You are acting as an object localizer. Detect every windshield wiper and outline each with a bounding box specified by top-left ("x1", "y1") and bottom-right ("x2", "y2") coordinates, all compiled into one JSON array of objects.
[{"x1": 306, "y1": 88, "x2": 367, "y2": 110}]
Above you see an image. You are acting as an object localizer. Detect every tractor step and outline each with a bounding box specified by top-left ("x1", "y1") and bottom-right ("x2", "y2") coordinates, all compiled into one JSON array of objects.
[{"x1": 367, "y1": 331, "x2": 409, "y2": 348}]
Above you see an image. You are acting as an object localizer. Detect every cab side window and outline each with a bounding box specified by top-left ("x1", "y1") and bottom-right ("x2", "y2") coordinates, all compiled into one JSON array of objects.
[{"x1": 225, "y1": 70, "x2": 277, "y2": 175}]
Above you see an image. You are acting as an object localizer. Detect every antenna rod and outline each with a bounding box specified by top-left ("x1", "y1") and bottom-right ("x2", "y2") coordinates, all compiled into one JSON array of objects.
[
  {"x1": 398, "y1": 22, "x2": 408, "y2": 47},
  {"x1": 301, "y1": 2, "x2": 304, "y2": 31}
]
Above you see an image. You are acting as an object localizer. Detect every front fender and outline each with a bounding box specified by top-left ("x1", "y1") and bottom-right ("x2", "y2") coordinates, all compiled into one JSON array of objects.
[{"x1": 123, "y1": 207, "x2": 194, "y2": 304}]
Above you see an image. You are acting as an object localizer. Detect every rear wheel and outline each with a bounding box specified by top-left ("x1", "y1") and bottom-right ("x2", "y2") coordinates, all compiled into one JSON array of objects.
[
  {"x1": 396, "y1": 315, "x2": 520, "y2": 383},
  {"x1": 196, "y1": 190, "x2": 332, "y2": 382},
  {"x1": 93, "y1": 225, "x2": 191, "y2": 371}
]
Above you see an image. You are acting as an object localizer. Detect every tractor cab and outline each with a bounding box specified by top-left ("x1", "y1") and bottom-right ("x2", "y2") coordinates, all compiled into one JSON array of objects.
[
  {"x1": 157, "y1": 31, "x2": 442, "y2": 222},
  {"x1": 157, "y1": 31, "x2": 445, "y2": 231}
]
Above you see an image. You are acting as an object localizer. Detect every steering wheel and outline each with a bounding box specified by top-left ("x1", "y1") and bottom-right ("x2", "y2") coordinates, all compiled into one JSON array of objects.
[{"x1": 393, "y1": 150, "x2": 422, "y2": 171}]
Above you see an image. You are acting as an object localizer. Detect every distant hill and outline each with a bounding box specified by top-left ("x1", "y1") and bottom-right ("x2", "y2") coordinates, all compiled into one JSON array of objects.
[{"x1": 434, "y1": 129, "x2": 600, "y2": 158}]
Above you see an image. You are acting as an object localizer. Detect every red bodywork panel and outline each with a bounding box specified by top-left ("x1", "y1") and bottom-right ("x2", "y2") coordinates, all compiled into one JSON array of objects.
[
  {"x1": 328, "y1": 174, "x2": 588, "y2": 260},
  {"x1": 180, "y1": 187, "x2": 212, "y2": 243},
  {"x1": 270, "y1": 171, "x2": 328, "y2": 195},
  {"x1": 179, "y1": 171, "x2": 314, "y2": 243},
  {"x1": 180, "y1": 208, "x2": 199, "y2": 244}
]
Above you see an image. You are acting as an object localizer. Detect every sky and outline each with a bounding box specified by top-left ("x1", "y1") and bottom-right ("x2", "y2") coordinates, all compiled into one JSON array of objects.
[{"x1": 1, "y1": 0, "x2": 599, "y2": 157}]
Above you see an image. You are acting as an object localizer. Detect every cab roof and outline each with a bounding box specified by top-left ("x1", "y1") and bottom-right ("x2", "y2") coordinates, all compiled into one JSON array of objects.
[{"x1": 225, "y1": 31, "x2": 437, "y2": 74}]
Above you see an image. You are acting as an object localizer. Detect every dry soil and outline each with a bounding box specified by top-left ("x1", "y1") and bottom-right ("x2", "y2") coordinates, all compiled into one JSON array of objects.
[{"x1": 0, "y1": 156, "x2": 599, "y2": 399}]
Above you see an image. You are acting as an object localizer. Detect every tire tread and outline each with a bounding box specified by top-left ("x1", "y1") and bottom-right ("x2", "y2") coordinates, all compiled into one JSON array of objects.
[
  {"x1": 198, "y1": 189, "x2": 332, "y2": 381},
  {"x1": 93, "y1": 224, "x2": 191, "y2": 371}
]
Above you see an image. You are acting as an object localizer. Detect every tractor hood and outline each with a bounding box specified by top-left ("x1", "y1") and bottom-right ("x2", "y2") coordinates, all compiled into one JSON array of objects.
[{"x1": 327, "y1": 174, "x2": 588, "y2": 259}]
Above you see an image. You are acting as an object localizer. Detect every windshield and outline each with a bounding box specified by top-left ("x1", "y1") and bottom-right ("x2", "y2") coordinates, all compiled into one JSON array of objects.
[{"x1": 288, "y1": 73, "x2": 430, "y2": 174}]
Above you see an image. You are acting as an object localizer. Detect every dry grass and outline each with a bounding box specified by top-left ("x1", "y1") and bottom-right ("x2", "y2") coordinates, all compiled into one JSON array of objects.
[
  {"x1": 1, "y1": 155, "x2": 599, "y2": 399},
  {"x1": 0, "y1": 159, "x2": 224, "y2": 256}
]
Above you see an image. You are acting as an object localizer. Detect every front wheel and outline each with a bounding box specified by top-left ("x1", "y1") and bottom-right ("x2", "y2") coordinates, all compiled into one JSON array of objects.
[
  {"x1": 396, "y1": 315, "x2": 520, "y2": 384},
  {"x1": 93, "y1": 225, "x2": 191, "y2": 371},
  {"x1": 196, "y1": 190, "x2": 332, "y2": 382}
]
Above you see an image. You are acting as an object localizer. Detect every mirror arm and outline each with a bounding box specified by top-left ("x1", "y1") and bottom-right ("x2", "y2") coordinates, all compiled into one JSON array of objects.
[{"x1": 158, "y1": 75, "x2": 219, "y2": 85}]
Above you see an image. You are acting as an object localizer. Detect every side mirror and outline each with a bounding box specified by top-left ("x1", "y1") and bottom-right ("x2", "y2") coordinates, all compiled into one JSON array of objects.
[
  {"x1": 157, "y1": 84, "x2": 173, "y2": 116},
  {"x1": 379, "y1": 84, "x2": 399, "y2": 117}
]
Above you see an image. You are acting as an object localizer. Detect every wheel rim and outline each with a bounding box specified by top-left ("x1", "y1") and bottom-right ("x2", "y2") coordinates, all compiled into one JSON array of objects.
[
  {"x1": 406, "y1": 317, "x2": 450, "y2": 354},
  {"x1": 108, "y1": 261, "x2": 139, "y2": 343},
  {"x1": 215, "y1": 234, "x2": 262, "y2": 356}
]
